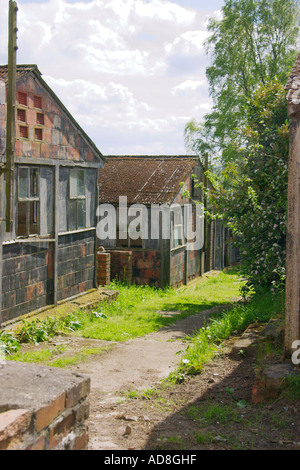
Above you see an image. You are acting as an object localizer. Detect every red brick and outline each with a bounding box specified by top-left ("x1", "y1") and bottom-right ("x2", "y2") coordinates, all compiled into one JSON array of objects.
[
  {"x1": 48, "y1": 409, "x2": 75, "y2": 449},
  {"x1": 0, "y1": 409, "x2": 32, "y2": 450},
  {"x1": 34, "y1": 392, "x2": 66, "y2": 433}
]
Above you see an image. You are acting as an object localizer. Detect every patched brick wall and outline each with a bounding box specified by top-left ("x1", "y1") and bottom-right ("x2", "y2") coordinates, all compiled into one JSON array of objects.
[
  {"x1": 109, "y1": 250, "x2": 132, "y2": 284},
  {"x1": 1, "y1": 242, "x2": 54, "y2": 323},
  {"x1": 57, "y1": 231, "x2": 95, "y2": 301},
  {"x1": 97, "y1": 251, "x2": 111, "y2": 286},
  {"x1": 12, "y1": 74, "x2": 98, "y2": 163},
  {"x1": 132, "y1": 250, "x2": 161, "y2": 287}
]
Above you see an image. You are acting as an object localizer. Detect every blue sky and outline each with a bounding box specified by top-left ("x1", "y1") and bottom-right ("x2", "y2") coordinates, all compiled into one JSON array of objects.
[{"x1": 0, "y1": 0, "x2": 225, "y2": 155}]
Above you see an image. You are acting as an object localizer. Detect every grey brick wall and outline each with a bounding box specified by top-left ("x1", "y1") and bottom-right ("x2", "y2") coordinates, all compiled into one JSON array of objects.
[
  {"x1": 1, "y1": 242, "x2": 54, "y2": 323},
  {"x1": 57, "y1": 231, "x2": 95, "y2": 302}
]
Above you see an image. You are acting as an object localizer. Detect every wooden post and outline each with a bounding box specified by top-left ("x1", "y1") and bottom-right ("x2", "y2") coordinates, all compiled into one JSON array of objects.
[
  {"x1": 5, "y1": 0, "x2": 18, "y2": 233},
  {"x1": 285, "y1": 109, "x2": 300, "y2": 357},
  {"x1": 285, "y1": 56, "x2": 300, "y2": 357}
]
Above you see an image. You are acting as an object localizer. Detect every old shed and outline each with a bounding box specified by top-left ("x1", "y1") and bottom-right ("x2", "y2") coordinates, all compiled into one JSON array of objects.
[
  {"x1": 97, "y1": 155, "x2": 214, "y2": 288},
  {"x1": 0, "y1": 64, "x2": 104, "y2": 325}
]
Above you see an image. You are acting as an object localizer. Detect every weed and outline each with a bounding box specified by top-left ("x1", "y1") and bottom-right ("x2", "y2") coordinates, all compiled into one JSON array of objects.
[
  {"x1": 194, "y1": 432, "x2": 214, "y2": 444},
  {"x1": 0, "y1": 330, "x2": 20, "y2": 355},
  {"x1": 175, "y1": 288, "x2": 285, "y2": 379}
]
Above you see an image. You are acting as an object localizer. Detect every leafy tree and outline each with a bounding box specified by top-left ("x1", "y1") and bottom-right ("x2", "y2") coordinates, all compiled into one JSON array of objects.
[
  {"x1": 205, "y1": 79, "x2": 289, "y2": 291},
  {"x1": 185, "y1": 0, "x2": 300, "y2": 165}
]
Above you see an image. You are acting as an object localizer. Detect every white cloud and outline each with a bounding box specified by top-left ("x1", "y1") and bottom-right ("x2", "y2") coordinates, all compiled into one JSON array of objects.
[
  {"x1": 171, "y1": 79, "x2": 205, "y2": 95},
  {"x1": 165, "y1": 30, "x2": 209, "y2": 55},
  {"x1": 0, "y1": 0, "x2": 221, "y2": 155}
]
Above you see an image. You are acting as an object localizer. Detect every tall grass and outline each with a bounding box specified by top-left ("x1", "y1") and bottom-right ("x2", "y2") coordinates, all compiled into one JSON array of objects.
[
  {"x1": 174, "y1": 288, "x2": 285, "y2": 378},
  {"x1": 72, "y1": 269, "x2": 244, "y2": 341}
]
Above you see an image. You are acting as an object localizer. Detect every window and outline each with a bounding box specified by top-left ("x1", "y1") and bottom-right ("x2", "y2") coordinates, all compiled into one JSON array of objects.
[
  {"x1": 34, "y1": 95, "x2": 42, "y2": 109},
  {"x1": 19, "y1": 125, "x2": 28, "y2": 139},
  {"x1": 36, "y1": 112, "x2": 44, "y2": 125},
  {"x1": 18, "y1": 91, "x2": 27, "y2": 106},
  {"x1": 35, "y1": 128, "x2": 43, "y2": 141},
  {"x1": 17, "y1": 167, "x2": 40, "y2": 237},
  {"x1": 17, "y1": 108, "x2": 26, "y2": 122},
  {"x1": 68, "y1": 168, "x2": 86, "y2": 230},
  {"x1": 171, "y1": 206, "x2": 183, "y2": 249}
]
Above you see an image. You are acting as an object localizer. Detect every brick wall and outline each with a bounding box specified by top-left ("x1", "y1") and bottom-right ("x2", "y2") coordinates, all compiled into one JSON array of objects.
[
  {"x1": 170, "y1": 248, "x2": 185, "y2": 288},
  {"x1": 11, "y1": 74, "x2": 99, "y2": 163},
  {"x1": 186, "y1": 248, "x2": 201, "y2": 282},
  {"x1": 170, "y1": 247, "x2": 201, "y2": 288},
  {"x1": 1, "y1": 241, "x2": 54, "y2": 323},
  {"x1": 109, "y1": 250, "x2": 133, "y2": 284},
  {"x1": 1, "y1": 231, "x2": 96, "y2": 323},
  {"x1": 105, "y1": 249, "x2": 162, "y2": 287},
  {"x1": 132, "y1": 250, "x2": 161, "y2": 287},
  {"x1": 0, "y1": 362, "x2": 90, "y2": 450},
  {"x1": 97, "y1": 251, "x2": 111, "y2": 286},
  {"x1": 57, "y1": 231, "x2": 95, "y2": 301}
]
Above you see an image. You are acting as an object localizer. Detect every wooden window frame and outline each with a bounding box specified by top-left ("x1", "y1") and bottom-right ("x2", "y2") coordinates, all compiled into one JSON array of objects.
[
  {"x1": 33, "y1": 95, "x2": 42, "y2": 109},
  {"x1": 36, "y1": 112, "x2": 44, "y2": 125},
  {"x1": 17, "y1": 166, "x2": 40, "y2": 238},
  {"x1": 18, "y1": 91, "x2": 27, "y2": 107},
  {"x1": 19, "y1": 125, "x2": 29, "y2": 139},
  {"x1": 34, "y1": 127, "x2": 43, "y2": 141},
  {"x1": 68, "y1": 168, "x2": 86, "y2": 231},
  {"x1": 17, "y1": 108, "x2": 26, "y2": 122},
  {"x1": 171, "y1": 206, "x2": 184, "y2": 250}
]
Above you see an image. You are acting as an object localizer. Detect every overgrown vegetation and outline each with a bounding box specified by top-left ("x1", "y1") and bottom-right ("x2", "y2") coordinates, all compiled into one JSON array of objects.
[
  {"x1": 0, "y1": 268, "x2": 288, "y2": 386},
  {"x1": 0, "y1": 269, "x2": 244, "y2": 359},
  {"x1": 171, "y1": 288, "x2": 285, "y2": 382}
]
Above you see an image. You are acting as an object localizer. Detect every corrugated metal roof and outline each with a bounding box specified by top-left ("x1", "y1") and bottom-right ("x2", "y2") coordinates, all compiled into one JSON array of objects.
[{"x1": 98, "y1": 155, "x2": 200, "y2": 205}]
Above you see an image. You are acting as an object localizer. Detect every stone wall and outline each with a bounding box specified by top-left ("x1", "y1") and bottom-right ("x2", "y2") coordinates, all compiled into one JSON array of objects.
[{"x1": 0, "y1": 362, "x2": 90, "y2": 450}]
